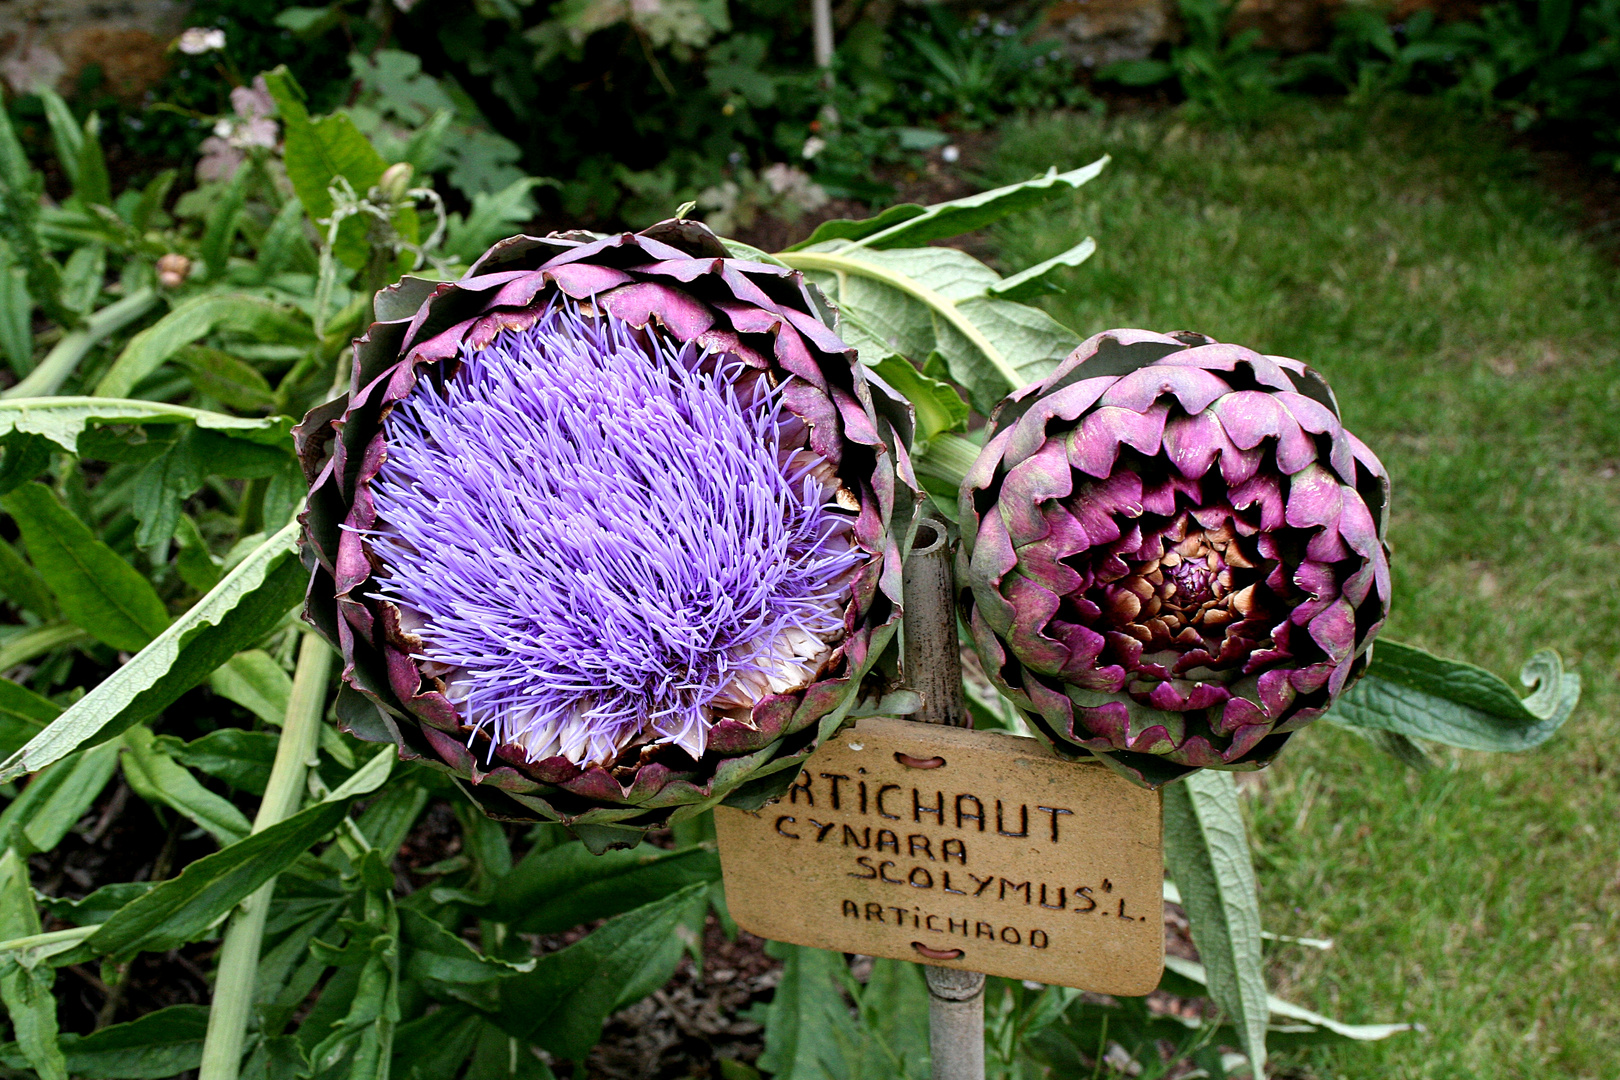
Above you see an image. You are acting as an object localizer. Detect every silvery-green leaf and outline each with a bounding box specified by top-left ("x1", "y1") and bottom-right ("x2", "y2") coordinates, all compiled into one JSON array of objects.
[
  {"x1": 0, "y1": 522, "x2": 303, "y2": 783},
  {"x1": 0, "y1": 397, "x2": 291, "y2": 453},
  {"x1": 1329, "y1": 641, "x2": 1578, "y2": 752},
  {"x1": 785, "y1": 159, "x2": 1108, "y2": 250},
  {"x1": 1162, "y1": 771, "x2": 1268, "y2": 1079}
]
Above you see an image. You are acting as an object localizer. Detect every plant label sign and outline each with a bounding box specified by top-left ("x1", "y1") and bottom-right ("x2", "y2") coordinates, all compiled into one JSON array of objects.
[{"x1": 715, "y1": 716, "x2": 1164, "y2": 994}]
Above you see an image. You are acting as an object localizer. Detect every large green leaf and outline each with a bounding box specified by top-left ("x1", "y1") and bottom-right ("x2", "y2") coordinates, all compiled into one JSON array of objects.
[
  {"x1": 488, "y1": 840, "x2": 720, "y2": 934},
  {"x1": 784, "y1": 159, "x2": 1107, "y2": 250},
  {"x1": 94, "y1": 294, "x2": 312, "y2": 399},
  {"x1": 781, "y1": 245, "x2": 1081, "y2": 414},
  {"x1": 0, "y1": 521, "x2": 304, "y2": 783},
  {"x1": 754, "y1": 943, "x2": 860, "y2": 1080},
  {"x1": 869, "y1": 356, "x2": 967, "y2": 447},
  {"x1": 263, "y1": 66, "x2": 393, "y2": 270},
  {"x1": 495, "y1": 882, "x2": 708, "y2": 1061},
  {"x1": 0, "y1": 397, "x2": 291, "y2": 452},
  {"x1": 1329, "y1": 641, "x2": 1579, "y2": 752},
  {"x1": 82, "y1": 751, "x2": 392, "y2": 960},
  {"x1": 1162, "y1": 771, "x2": 1268, "y2": 1079},
  {"x1": 3, "y1": 482, "x2": 169, "y2": 651},
  {"x1": 0, "y1": 1005, "x2": 209, "y2": 1079}
]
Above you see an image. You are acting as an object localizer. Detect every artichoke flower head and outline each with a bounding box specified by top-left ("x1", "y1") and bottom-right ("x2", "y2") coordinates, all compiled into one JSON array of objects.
[
  {"x1": 298, "y1": 222, "x2": 917, "y2": 845},
  {"x1": 960, "y1": 330, "x2": 1390, "y2": 788}
]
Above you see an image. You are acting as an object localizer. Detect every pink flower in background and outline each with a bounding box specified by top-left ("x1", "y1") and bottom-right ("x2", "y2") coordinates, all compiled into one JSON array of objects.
[{"x1": 195, "y1": 76, "x2": 278, "y2": 183}]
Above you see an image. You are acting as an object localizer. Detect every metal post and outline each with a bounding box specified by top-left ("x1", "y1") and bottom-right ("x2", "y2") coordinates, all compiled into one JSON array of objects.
[
  {"x1": 901, "y1": 516, "x2": 984, "y2": 1080},
  {"x1": 811, "y1": 0, "x2": 834, "y2": 71}
]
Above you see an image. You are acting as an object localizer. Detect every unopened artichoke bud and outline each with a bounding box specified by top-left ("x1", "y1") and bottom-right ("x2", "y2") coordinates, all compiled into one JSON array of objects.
[
  {"x1": 375, "y1": 162, "x2": 414, "y2": 204},
  {"x1": 959, "y1": 330, "x2": 1390, "y2": 788},
  {"x1": 297, "y1": 221, "x2": 918, "y2": 847},
  {"x1": 156, "y1": 253, "x2": 191, "y2": 289}
]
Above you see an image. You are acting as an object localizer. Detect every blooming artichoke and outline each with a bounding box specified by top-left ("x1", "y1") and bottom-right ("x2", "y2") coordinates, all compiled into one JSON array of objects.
[
  {"x1": 959, "y1": 330, "x2": 1390, "y2": 787},
  {"x1": 297, "y1": 221, "x2": 918, "y2": 842}
]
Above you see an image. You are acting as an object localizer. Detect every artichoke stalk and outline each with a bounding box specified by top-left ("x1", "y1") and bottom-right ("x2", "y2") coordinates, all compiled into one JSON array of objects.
[
  {"x1": 297, "y1": 221, "x2": 919, "y2": 842},
  {"x1": 959, "y1": 330, "x2": 1390, "y2": 787}
]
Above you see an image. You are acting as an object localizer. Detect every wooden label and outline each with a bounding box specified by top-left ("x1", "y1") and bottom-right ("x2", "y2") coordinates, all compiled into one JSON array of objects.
[{"x1": 715, "y1": 717, "x2": 1164, "y2": 995}]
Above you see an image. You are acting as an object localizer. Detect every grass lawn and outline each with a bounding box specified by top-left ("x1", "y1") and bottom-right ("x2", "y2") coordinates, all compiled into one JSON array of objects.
[{"x1": 983, "y1": 99, "x2": 1620, "y2": 1080}]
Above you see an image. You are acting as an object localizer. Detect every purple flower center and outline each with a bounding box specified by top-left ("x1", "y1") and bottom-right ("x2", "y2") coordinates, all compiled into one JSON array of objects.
[{"x1": 363, "y1": 299, "x2": 863, "y2": 768}]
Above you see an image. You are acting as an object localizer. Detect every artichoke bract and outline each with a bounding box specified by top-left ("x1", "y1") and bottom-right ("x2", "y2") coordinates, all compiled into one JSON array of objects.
[
  {"x1": 297, "y1": 221, "x2": 917, "y2": 844},
  {"x1": 960, "y1": 330, "x2": 1390, "y2": 787}
]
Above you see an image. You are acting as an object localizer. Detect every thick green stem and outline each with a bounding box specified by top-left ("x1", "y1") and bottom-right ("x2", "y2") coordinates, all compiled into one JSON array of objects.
[
  {"x1": 197, "y1": 632, "x2": 332, "y2": 1080},
  {"x1": 3, "y1": 288, "x2": 157, "y2": 399}
]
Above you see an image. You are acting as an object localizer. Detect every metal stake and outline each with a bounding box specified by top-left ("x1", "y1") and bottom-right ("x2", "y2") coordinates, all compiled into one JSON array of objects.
[{"x1": 901, "y1": 516, "x2": 984, "y2": 1080}]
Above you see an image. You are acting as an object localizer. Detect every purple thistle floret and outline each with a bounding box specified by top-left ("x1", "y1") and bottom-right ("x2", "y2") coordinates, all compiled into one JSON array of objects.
[{"x1": 361, "y1": 299, "x2": 864, "y2": 770}]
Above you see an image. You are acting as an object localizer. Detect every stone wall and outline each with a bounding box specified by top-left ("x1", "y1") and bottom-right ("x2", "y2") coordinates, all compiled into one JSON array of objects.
[
  {"x1": 1041, "y1": 0, "x2": 1484, "y2": 69},
  {"x1": 0, "y1": 0, "x2": 187, "y2": 100}
]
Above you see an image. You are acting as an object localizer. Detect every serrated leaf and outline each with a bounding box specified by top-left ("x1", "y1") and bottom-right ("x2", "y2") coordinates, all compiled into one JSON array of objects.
[
  {"x1": 488, "y1": 841, "x2": 720, "y2": 934},
  {"x1": 754, "y1": 942, "x2": 857, "y2": 1080},
  {"x1": 263, "y1": 66, "x2": 391, "y2": 270},
  {"x1": 0, "y1": 397, "x2": 292, "y2": 453},
  {"x1": 868, "y1": 355, "x2": 967, "y2": 444},
  {"x1": 2, "y1": 482, "x2": 168, "y2": 652},
  {"x1": 0, "y1": 848, "x2": 66, "y2": 1080},
  {"x1": 0, "y1": 535, "x2": 55, "y2": 618},
  {"x1": 0, "y1": 679, "x2": 57, "y2": 757},
  {"x1": 400, "y1": 908, "x2": 534, "y2": 988},
  {"x1": 1162, "y1": 771, "x2": 1267, "y2": 1079},
  {"x1": 119, "y1": 724, "x2": 251, "y2": 846},
  {"x1": 0, "y1": 1004, "x2": 210, "y2": 1079},
  {"x1": 784, "y1": 160, "x2": 1106, "y2": 251},
  {"x1": 83, "y1": 751, "x2": 392, "y2": 960},
  {"x1": 172, "y1": 513, "x2": 221, "y2": 592},
  {"x1": 3, "y1": 740, "x2": 121, "y2": 854},
  {"x1": 129, "y1": 428, "x2": 202, "y2": 550},
  {"x1": 0, "y1": 429, "x2": 53, "y2": 497},
  {"x1": 1329, "y1": 641, "x2": 1579, "y2": 752},
  {"x1": 496, "y1": 882, "x2": 707, "y2": 1061},
  {"x1": 36, "y1": 882, "x2": 153, "y2": 927},
  {"x1": 444, "y1": 178, "x2": 551, "y2": 263},
  {"x1": 157, "y1": 728, "x2": 277, "y2": 796},
  {"x1": 95, "y1": 294, "x2": 312, "y2": 399},
  {"x1": 0, "y1": 521, "x2": 304, "y2": 783}
]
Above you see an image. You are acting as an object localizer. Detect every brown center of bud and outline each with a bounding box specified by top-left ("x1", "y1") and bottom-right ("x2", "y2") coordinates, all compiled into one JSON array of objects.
[{"x1": 1103, "y1": 521, "x2": 1265, "y2": 648}]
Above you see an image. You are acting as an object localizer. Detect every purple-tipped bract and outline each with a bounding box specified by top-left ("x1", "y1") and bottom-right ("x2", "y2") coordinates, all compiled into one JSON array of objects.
[
  {"x1": 959, "y1": 330, "x2": 1390, "y2": 788},
  {"x1": 297, "y1": 221, "x2": 918, "y2": 842}
]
